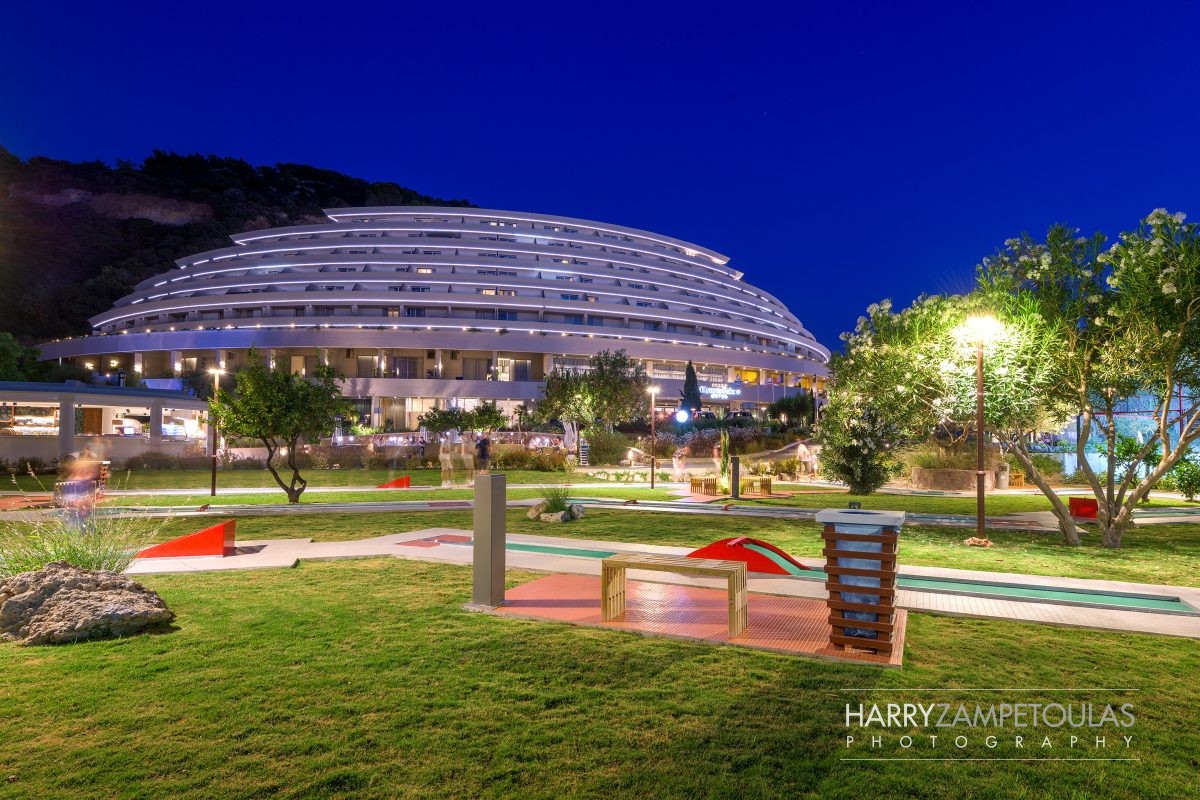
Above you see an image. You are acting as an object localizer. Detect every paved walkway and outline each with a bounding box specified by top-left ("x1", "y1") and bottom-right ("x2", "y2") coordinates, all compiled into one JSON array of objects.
[{"x1": 127, "y1": 527, "x2": 1200, "y2": 640}]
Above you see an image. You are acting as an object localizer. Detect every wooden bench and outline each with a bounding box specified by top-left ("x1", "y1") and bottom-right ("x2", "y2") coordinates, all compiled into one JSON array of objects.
[
  {"x1": 689, "y1": 476, "x2": 719, "y2": 496},
  {"x1": 739, "y1": 476, "x2": 772, "y2": 496},
  {"x1": 600, "y1": 553, "x2": 748, "y2": 637}
]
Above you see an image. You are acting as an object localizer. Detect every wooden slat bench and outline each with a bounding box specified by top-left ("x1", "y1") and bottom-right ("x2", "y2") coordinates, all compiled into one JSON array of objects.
[
  {"x1": 600, "y1": 553, "x2": 748, "y2": 638},
  {"x1": 689, "y1": 476, "x2": 719, "y2": 496}
]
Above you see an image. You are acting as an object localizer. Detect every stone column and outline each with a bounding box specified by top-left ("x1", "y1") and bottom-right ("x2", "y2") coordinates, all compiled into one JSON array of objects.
[
  {"x1": 149, "y1": 401, "x2": 163, "y2": 448},
  {"x1": 57, "y1": 395, "x2": 76, "y2": 460}
]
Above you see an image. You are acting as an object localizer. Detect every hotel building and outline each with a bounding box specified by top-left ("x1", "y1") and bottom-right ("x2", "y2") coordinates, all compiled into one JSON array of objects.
[{"x1": 38, "y1": 208, "x2": 829, "y2": 429}]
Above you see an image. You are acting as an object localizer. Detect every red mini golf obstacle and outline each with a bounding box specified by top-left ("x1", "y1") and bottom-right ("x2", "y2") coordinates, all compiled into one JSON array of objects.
[
  {"x1": 377, "y1": 476, "x2": 412, "y2": 489},
  {"x1": 138, "y1": 519, "x2": 237, "y2": 558},
  {"x1": 686, "y1": 536, "x2": 813, "y2": 576},
  {"x1": 1068, "y1": 497, "x2": 1099, "y2": 519}
]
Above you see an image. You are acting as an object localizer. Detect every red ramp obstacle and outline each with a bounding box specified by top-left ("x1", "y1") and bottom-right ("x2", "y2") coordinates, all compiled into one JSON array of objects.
[
  {"x1": 377, "y1": 476, "x2": 412, "y2": 489},
  {"x1": 1068, "y1": 497, "x2": 1099, "y2": 519},
  {"x1": 687, "y1": 536, "x2": 813, "y2": 576},
  {"x1": 138, "y1": 519, "x2": 237, "y2": 558}
]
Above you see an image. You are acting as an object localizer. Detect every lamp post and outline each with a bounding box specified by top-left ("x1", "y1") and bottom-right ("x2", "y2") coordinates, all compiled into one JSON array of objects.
[
  {"x1": 208, "y1": 367, "x2": 225, "y2": 497},
  {"x1": 647, "y1": 385, "x2": 660, "y2": 488},
  {"x1": 961, "y1": 316, "x2": 1001, "y2": 540}
]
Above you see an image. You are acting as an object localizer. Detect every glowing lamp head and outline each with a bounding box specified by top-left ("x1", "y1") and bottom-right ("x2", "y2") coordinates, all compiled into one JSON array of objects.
[
  {"x1": 674, "y1": 409, "x2": 691, "y2": 424},
  {"x1": 958, "y1": 315, "x2": 1003, "y2": 345}
]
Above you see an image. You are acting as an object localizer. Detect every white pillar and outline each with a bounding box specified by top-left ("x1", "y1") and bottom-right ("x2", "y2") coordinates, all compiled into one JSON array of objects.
[
  {"x1": 57, "y1": 395, "x2": 76, "y2": 460},
  {"x1": 133, "y1": 353, "x2": 144, "y2": 379},
  {"x1": 171, "y1": 351, "x2": 183, "y2": 375}
]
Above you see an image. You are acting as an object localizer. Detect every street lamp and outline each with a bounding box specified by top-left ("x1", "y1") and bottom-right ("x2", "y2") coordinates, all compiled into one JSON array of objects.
[
  {"x1": 959, "y1": 315, "x2": 1003, "y2": 540},
  {"x1": 208, "y1": 367, "x2": 225, "y2": 497},
  {"x1": 646, "y1": 385, "x2": 660, "y2": 488}
]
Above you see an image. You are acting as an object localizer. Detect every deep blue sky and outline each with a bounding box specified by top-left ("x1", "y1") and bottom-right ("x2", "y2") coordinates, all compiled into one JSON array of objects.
[{"x1": 3, "y1": 1, "x2": 1198, "y2": 349}]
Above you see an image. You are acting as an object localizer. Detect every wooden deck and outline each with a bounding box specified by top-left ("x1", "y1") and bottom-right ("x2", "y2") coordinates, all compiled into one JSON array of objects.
[{"x1": 492, "y1": 573, "x2": 905, "y2": 667}]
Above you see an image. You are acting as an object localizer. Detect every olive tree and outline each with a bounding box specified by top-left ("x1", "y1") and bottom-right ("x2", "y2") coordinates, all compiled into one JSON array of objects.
[
  {"x1": 980, "y1": 210, "x2": 1200, "y2": 547},
  {"x1": 209, "y1": 349, "x2": 351, "y2": 504}
]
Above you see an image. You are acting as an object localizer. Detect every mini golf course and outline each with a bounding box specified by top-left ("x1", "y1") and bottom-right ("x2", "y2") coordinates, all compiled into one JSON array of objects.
[{"x1": 417, "y1": 535, "x2": 1198, "y2": 616}]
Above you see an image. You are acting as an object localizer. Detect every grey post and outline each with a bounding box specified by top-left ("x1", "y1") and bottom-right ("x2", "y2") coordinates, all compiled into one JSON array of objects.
[
  {"x1": 731, "y1": 455, "x2": 741, "y2": 500},
  {"x1": 471, "y1": 473, "x2": 507, "y2": 608}
]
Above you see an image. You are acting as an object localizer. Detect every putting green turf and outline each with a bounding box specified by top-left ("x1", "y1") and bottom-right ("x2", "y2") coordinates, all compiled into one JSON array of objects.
[{"x1": 445, "y1": 538, "x2": 1196, "y2": 614}]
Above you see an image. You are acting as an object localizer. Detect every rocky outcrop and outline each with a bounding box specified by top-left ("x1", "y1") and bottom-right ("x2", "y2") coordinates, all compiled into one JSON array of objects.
[
  {"x1": 0, "y1": 562, "x2": 174, "y2": 646},
  {"x1": 526, "y1": 503, "x2": 586, "y2": 522}
]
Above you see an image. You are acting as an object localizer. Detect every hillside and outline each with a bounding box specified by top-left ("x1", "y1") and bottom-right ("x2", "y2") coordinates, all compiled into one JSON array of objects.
[{"x1": 0, "y1": 147, "x2": 471, "y2": 344}]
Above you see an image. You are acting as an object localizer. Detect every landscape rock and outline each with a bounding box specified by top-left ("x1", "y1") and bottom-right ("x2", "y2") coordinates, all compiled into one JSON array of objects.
[
  {"x1": 568, "y1": 504, "x2": 586, "y2": 520},
  {"x1": 0, "y1": 561, "x2": 174, "y2": 646},
  {"x1": 526, "y1": 502, "x2": 546, "y2": 520},
  {"x1": 539, "y1": 511, "x2": 570, "y2": 523}
]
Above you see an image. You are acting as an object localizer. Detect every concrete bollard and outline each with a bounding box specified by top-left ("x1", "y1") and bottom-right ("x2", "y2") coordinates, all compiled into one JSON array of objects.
[
  {"x1": 731, "y1": 455, "x2": 741, "y2": 500},
  {"x1": 469, "y1": 473, "x2": 507, "y2": 609}
]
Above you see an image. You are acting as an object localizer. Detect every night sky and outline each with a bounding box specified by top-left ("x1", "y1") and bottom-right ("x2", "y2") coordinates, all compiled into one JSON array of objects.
[{"x1": 3, "y1": 1, "x2": 1198, "y2": 350}]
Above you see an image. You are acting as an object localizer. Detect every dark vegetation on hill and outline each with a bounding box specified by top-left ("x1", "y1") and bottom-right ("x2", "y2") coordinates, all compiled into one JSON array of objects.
[{"x1": 0, "y1": 146, "x2": 471, "y2": 352}]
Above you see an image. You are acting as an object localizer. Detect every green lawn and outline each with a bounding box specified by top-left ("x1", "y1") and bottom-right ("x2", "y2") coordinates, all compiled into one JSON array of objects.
[
  {"x1": 745, "y1": 491, "x2": 1192, "y2": 516},
  {"x1": 4, "y1": 467, "x2": 612, "y2": 493},
  {"x1": 109, "y1": 485, "x2": 678, "y2": 507},
  {"x1": 145, "y1": 507, "x2": 1200, "y2": 588},
  {"x1": 0, "y1": 558, "x2": 1195, "y2": 799}
]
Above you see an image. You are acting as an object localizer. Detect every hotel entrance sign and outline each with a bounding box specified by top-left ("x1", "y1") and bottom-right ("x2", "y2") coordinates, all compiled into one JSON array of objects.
[{"x1": 699, "y1": 384, "x2": 742, "y2": 400}]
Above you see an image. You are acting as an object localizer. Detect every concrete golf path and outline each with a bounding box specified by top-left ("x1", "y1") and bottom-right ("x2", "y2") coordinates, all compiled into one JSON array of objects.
[{"x1": 125, "y1": 526, "x2": 1200, "y2": 640}]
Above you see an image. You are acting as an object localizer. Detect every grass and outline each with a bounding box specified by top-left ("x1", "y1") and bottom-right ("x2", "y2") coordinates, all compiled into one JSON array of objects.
[
  {"x1": 103, "y1": 486, "x2": 679, "y2": 507},
  {"x1": 0, "y1": 557, "x2": 1195, "y2": 799},
  {"x1": 744, "y1": 491, "x2": 1191, "y2": 516},
  {"x1": 139, "y1": 507, "x2": 1200, "y2": 588},
  {"x1": 4, "y1": 468, "x2": 611, "y2": 493}
]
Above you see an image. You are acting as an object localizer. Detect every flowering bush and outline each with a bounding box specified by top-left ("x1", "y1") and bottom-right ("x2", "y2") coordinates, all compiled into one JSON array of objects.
[{"x1": 816, "y1": 400, "x2": 901, "y2": 495}]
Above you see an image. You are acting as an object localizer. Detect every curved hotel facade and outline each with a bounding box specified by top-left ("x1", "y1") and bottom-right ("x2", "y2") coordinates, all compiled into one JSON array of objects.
[{"x1": 38, "y1": 208, "x2": 829, "y2": 429}]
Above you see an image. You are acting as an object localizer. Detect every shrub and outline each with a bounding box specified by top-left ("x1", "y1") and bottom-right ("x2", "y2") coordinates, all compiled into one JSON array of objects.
[
  {"x1": 530, "y1": 451, "x2": 567, "y2": 472},
  {"x1": 491, "y1": 444, "x2": 532, "y2": 470},
  {"x1": 360, "y1": 449, "x2": 390, "y2": 470},
  {"x1": 1170, "y1": 458, "x2": 1200, "y2": 501},
  {"x1": 539, "y1": 484, "x2": 570, "y2": 514},
  {"x1": 1021, "y1": 453, "x2": 1063, "y2": 479},
  {"x1": 0, "y1": 512, "x2": 172, "y2": 576},
  {"x1": 119, "y1": 454, "x2": 212, "y2": 471},
  {"x1": 582, "y1": 428, "x2": 632, "y2": 466},
  {"x1": 644, "y1": 431, "x2": 680, "y2": 459}
]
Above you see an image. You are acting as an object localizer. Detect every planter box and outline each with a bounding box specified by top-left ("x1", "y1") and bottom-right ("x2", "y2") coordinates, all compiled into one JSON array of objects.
[{"x1": 911, "y1": 466, "x2": 994, "y2": 492}]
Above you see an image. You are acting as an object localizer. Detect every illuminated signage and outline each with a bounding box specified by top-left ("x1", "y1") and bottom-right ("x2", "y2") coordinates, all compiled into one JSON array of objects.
[{"x1": 699, "y1": 384, "x2": 742, "y2": 400}]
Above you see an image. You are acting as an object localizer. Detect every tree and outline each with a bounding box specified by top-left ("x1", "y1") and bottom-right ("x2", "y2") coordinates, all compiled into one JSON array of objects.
[
  {"x1": 587, "y1": 349, "x2": 650, "y2": 430},
  {"x1": 464, "y1": 400, "x2": 507, "y2": 432},
  {"x1": 538, "y1": 368, "x2": 596, "y2": 430},
  {"x1": 0, "y1": 333, "x2": 37, "y2": 381},
  {"x1": 417, "y1": 406, "x2": 467, "y2": 434},
  {"x1": 979, "y1": 210, "x2": 1200, "y2": 547},
  {"x1": 209, "y1": 349, "x2": 351, "y2": 504},
  {"x1": 680, "y1": 360, "x2": 702, "y2": 412},
  {"x1": 766, "y1": 392, "x2": 814, "y2": 428},
  {"x1": 821, "y1": 293, "x2": 1061, "y2": 499},
  {"x1": 538, "y1": 349, "x2": 649, "y2": 432}
]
